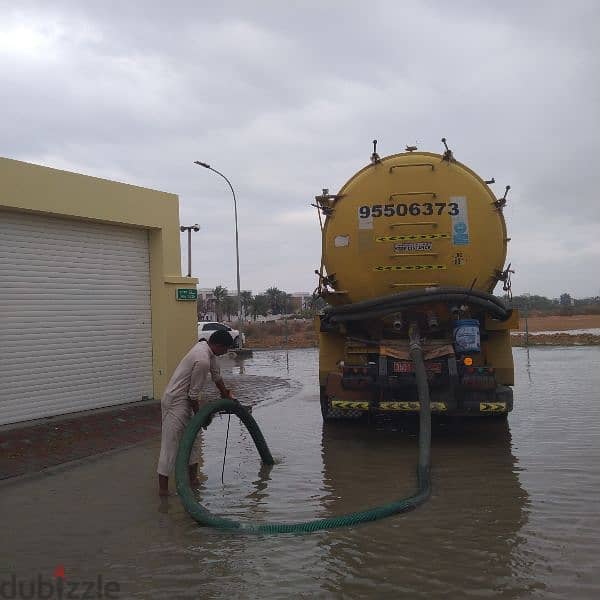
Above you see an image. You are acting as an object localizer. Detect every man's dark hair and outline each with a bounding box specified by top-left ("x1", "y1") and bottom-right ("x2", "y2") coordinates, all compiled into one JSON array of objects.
[{"x1": 209, "y1": 329, "x2": 234, "y2": 347}]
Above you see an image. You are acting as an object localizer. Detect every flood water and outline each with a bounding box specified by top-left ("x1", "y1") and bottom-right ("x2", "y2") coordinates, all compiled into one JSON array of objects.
[{"x1": 1, "y1": 346, "x2": 599, "y2": 598}]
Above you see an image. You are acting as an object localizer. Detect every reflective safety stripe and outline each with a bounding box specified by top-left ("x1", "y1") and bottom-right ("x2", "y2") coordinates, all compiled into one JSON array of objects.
[
  {"x1": 331, "y1": 400, "x2": 369, "y2": 410},
  {"x1": 480, "y1": 402, "x2": 507, "y2": 412},
  {"x1": 331, "y1": 400, "x2": 448, "y2": 411},
  {"x1": 376, "y1": 234, "x2": 450, "y2": 242},
  {"x1": 379, "y1": 402, "x2": 447, "y2": 411},
  {"x1": 374, "y1": 264, "x2": 446, "y2": 272}
]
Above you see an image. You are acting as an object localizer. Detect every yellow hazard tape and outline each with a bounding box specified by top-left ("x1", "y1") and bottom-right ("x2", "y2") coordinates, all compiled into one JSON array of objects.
[
  {"x1": 331, "y1": 400, "x2": 369, "y2": 410},
  {"x1": 379, "y1": 402, "x2": 447, "y2": 411},
  {"x1": 376, "y1": 234, "x2": 450, "y2": 242},
  {"x1": 331, "y1": 400, "x2": 448, "y2": 411},
  {"x1": 480, "y1": 402, "x2": 507, "y2": 412},
  {"x1": 374, "y1": 264, "x2": 447, "y2": 272}
]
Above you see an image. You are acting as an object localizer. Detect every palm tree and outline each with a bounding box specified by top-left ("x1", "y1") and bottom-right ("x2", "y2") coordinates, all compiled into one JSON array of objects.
[
  {"x1": 265, "y1": 286, "x2": 284, "y2": 314},
  {"x1": 240, "y1": 290, "x2": 253, "y2": 320},
  {"x1": 250, "y1": 295, "x2": 269, "y2": 320},
  {"x1": 223, "y1": 295, "x2": 237, "y2": 321},
  {"x1": 282, "y1": 292, "x2": 292, "y2": 315},
  {"x1": 212, "y1": 285, "x2": 228, "y2": 321}
]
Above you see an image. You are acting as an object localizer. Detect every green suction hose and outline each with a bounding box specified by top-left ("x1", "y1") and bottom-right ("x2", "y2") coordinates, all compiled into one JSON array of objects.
[{"x1": 176, "y1": 326, "x2": 432, "y2": 534}]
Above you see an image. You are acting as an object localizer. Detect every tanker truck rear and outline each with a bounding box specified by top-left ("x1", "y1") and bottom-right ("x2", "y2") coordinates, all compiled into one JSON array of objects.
[{"x1": 315, "y1": 140, "x2": 518, "y2": 421}]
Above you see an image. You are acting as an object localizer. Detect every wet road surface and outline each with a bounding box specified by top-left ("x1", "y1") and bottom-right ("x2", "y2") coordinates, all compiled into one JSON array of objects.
[{"x1": 1, "y1": 346, "x2": 599, "y2": 598}]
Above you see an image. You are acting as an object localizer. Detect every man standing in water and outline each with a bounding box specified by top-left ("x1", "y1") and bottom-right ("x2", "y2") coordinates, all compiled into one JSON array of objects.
[{"x1": 157, "y1": 330, "x2": 236, "y2": 496}]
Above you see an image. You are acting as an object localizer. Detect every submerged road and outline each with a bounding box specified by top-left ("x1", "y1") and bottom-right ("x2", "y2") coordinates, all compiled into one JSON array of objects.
[{"x1": 1, "y1": 347, "x2": 599, "y2": 599}]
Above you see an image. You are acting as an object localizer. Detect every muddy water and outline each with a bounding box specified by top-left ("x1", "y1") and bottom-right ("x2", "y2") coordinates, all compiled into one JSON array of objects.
[{"x1": 1, "y1": 347, "x2": 599, "y2": 598}]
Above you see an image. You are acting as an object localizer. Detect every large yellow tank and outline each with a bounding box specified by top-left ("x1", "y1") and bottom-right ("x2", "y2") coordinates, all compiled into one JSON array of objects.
[
  {"x1": 320, "y1": 151, "x2": 508, "y2": 304},
  {"x1": 316, "y1": 145, "x2": 517, "y2": 422}
]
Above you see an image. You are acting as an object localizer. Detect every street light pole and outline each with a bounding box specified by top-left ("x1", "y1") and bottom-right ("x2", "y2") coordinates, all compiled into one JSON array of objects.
[
  {"x1": 180, "y1": 224, "x2": 200, "y2": 277},
  {"x1": 193, "y1": 161, "x2": 243, "y2": 329}
]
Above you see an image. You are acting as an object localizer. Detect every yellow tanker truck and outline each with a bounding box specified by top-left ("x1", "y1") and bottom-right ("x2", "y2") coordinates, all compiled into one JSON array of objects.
[{"x1": 315, "y1": 140, "x2": 518, "y2": 421}]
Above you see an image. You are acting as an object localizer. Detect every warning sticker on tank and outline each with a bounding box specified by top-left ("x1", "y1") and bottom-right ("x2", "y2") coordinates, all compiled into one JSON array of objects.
[
  {"x1": 452, "y1": 251, "x2": 465, "y2": 265},
  {"x1": 373, "y1": 264, "x2": 447, "y2": 271},
  {"x1": 451, "y1": 196, "x2": 470, "y2": 245},
  {"x1": 394, "y1": 241, "x2": 433, "y2": 252},
  {"x1": 334, "y1": 235, "x2": 350, "y2": 247},
  {"x1": 376, "y1": 234, "x2": 450, "y2": 242}
]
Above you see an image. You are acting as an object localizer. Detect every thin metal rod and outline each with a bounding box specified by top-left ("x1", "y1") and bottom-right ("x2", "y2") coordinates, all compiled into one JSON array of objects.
[
  {"x1": 221, "y1": 413, "x2": 231, "y2": 484},
  {"x1": 187, "y1": 228, "x2": 192, "y2": 277}
]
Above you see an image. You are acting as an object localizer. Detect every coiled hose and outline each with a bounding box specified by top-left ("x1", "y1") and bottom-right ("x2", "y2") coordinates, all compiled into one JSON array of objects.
[
  {"x1": 322, "y1": 287, "x2": 511, "y2": 323},
  {"x1": 176, "y1": 328, "x2": 432, "y2": 534}
]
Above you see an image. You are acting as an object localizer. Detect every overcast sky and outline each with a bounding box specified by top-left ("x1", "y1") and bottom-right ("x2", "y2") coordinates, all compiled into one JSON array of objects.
[{"x1": 2, "y1": 0, "x2": 599, "y2": 298}]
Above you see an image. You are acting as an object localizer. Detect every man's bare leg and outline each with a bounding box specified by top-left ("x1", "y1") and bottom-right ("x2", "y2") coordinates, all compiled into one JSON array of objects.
[
  {"x1": 158, "y1": 474, "x2": 169, "y2": 497},
  {"x1": 158, "y1": 466, "x2": 199, "y2": 495}
]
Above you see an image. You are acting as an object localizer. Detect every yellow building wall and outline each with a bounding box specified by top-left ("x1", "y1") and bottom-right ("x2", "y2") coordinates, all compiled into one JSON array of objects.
[{"x1": 0, "y1": 156, "x2": 198, "y2": 399}]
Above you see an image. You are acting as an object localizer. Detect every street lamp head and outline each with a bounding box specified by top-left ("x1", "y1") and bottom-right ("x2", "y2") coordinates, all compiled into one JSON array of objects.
[
  {"x1": 180, "y1": 225, "x2": 186, "y2": 232},
  {"x1": 193, "y1": 225, "x2": 200, "y2": 232},
  {"x1": 194, "y1": 161, "x2": 211, "y2": 169}
]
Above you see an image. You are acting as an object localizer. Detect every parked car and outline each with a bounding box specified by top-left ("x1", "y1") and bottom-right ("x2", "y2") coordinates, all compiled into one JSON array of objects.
[{"x1": 197, "y1": 321, "x2": 244, "y2": 348}]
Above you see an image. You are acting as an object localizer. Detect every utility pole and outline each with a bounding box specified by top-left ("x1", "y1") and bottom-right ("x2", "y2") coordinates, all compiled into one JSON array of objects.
[
  {"x1": 194, "y1": 161, "x2": 249, "y2": 354},
  {"x1": 180, "y1": 224, "x2": 200, "y2": 277}
]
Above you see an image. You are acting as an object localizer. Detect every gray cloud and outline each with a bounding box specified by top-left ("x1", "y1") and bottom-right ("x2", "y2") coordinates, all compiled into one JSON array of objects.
[{"x1": 2, "y1": 0, "x2": 598, "y2": 297}]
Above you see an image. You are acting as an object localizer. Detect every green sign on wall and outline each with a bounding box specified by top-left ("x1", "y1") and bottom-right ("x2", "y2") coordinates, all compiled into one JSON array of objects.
[{"x1": 176, "y1": 288, "x2": 198, "y2": 301}]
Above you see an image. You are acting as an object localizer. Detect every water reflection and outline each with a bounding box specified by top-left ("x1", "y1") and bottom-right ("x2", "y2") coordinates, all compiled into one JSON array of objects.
[
  {"x1": 2, "y1": 347, "x2": 599, "y2": 599},
  {"x1": 317, "y1": 419, "x2": 534, "y2": 597},
  {"x1": 525, "y1": 347, "x2": 533, "y2": 383},
  {"x1": 233, "y1": 354, "x2": 246, "y2": 375}
]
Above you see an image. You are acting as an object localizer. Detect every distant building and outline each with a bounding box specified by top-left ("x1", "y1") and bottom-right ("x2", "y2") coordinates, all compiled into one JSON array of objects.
[
  {"x1": 196, "y1": 287, "x2": 250, "y2": 321},
  {"x1": 289, "y1": 292, "x2": 312, "y2": 312}
]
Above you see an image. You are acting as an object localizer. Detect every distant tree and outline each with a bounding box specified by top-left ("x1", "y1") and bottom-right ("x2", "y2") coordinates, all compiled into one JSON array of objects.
[
  {"x1": 223, "y1": 295, "x2": 237, "y2": 320},
  {"x1": 240, "y1": 290, "x2": 253, "y2": 320},
  {"x1": 265, "y1": 286, "x2": 284, "y2": 314},
  {"x1": 502, "y1": 292, "x2": 599, "y2": 315},
  {"x1": 196, "y1": 296, "x2": 206, "y2": 320},
  {"x1": 212, "y1": 285, "x2": 228, "y2": 321},
  {"x1": 510, "y1": 294, "x2": 556, "y2": 312},
  {"x1": 304, "y1": 293, "x2": 328, "y2": 315},
  {"x1": 559, "y1": 293, "x2": 573, "y2": 306},
  {"x1": 250, "y1": 294, "x2": 269, "y2": 320}
]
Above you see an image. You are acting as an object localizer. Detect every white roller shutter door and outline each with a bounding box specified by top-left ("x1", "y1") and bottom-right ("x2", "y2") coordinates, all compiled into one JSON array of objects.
[{"x1": 0, "y1": 210, "x2": 153, "y2": 425}]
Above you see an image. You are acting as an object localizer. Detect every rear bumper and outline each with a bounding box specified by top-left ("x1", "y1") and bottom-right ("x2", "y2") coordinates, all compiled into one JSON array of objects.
[{"x1": 329, "y1": 385, "x2": 513, "y2": 417}]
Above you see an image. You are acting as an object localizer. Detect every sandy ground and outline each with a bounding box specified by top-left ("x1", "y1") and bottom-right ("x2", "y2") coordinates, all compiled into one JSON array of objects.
[
  {"x1": 512, "y1": 314, "x2": 600, "y2": 346},
  {"x1": 519, "y1": 313, "x2": 600, "y2": 332}
]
